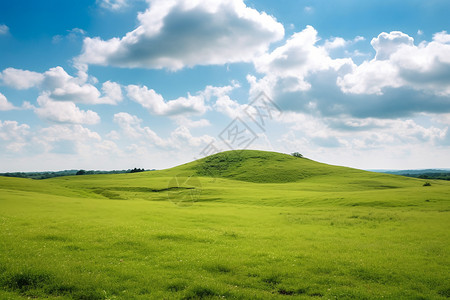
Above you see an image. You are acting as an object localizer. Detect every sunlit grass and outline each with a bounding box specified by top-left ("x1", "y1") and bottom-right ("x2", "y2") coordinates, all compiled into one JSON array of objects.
[{"x1": 0, "y1": 150, "x2": 449, "y2": 299}]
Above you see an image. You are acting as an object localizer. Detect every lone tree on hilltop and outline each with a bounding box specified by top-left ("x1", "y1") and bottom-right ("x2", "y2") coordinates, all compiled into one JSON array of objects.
[{"x1": 291, "y1": 152, "x2": 303, "y2": 158}]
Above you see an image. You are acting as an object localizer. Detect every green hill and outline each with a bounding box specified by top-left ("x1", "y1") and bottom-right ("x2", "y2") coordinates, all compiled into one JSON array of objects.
[
  {"x1": 0, "y1": 150, "x2": 449, "y2": 299},
  {"x1": 168, "y1": 149, "x2": 406, "y2": 184},
  {"x1": 187, "y1": 150, "x2": 340, "y2": 183}
]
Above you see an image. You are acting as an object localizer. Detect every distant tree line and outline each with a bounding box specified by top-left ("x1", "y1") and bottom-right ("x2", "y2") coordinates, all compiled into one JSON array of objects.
[
  {"x1": 414, "y1": 173, "x2": 450, "y2": 181},
  {"x1": 1, "y1": 168, "x2": 153, "y2": 179},
  {"x1": 382, "y1": 170, "x2": 450, "y2": 181}
]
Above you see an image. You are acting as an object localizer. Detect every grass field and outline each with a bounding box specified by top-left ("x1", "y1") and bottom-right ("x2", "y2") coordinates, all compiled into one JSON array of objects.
[{"x1": 0, "y1": 150, "x2": 449, "y2": 299}]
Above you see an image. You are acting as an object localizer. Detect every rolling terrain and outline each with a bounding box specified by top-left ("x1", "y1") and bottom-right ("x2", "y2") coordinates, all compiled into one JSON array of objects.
[{"x1": 0, "y1": 150, "x2": 449, "y2": 299}]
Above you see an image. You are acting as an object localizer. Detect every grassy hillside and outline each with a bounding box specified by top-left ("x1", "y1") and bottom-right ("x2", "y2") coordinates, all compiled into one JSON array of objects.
[{"x1": 0, "y1": 150, "x2": 449, "y2": 299}]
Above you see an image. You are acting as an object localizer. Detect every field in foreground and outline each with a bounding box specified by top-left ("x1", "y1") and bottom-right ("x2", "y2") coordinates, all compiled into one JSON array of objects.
[{"x1": 0, "y1": 150, "x2": 449, "y2": 299}]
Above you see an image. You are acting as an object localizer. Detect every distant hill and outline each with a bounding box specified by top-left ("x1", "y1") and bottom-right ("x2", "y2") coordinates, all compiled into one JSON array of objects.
[{"x1": 371, "y1": 169, "x2": 450, "y2": 181}]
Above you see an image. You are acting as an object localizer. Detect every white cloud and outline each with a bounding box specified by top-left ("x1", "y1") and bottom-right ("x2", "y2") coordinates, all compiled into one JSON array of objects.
[
  {"x1": 0, "y1": 24, "x2": 9, "y2": 35},
  {"x1": 1, "y1": 66, "x2": 122, "y2": 105},
  {"x1": 195, "y1": 81, "x2": 247, "y2": 119},
  {"x1": 38, "y1": 124, "x2": 102, "y2": 155},
  {"x1": 41, "y1": 124, "x2": 101, "y2": 142},
  {"x1": 170, "y1": 125, "x2": 213, "y2": 147},
  {"x1": 304, "y1": 6, "x2": 313, "y2": 13},
  {"x1": 324, "y1": 37, "x2": 348, "y2": 50},
  {"x1": 338, "y1": 30, "x2": 450, "y2": 96},
  {"x1": 0, "y1": 120, "x2": 30, "y2": 152},
  {"x1": 432, "y1": 30, "x2": 450, "y2": 44},
  {"x1": 200, "y1": 81, "x2": 240, "y2": 101},
  {"x1": 52, "y1": 28, "x2": 86, "y2": 44},
  {"x1": 127, "y1": 84, "x2": 207, "y2": 116},
  {"x1": 113, "y1": 112, "x2": 170, "y2": 147},
  {"x1": 253, "y1": 26, "x2": 353, "y2": 92},
  {"x1": 43, "y1": 66, "x2": 122, "y2": 105},
  {"x1": 127, "y1": 81, "x2": 243, "y2": 118},
  {"x1": 97, "y1": 0, "x2": 128, "y2": 10},
  {"x1": 337, "y1": 59, "x2": 402, "y2": 95},
  {"x1": 0, "y1": 68, "x2": 45, "y2": 89},
  {"x1": 113, "y1": 112, "x2": 145, "y2": 139},
  {"x1": 213, "y1": 95, "x2": 247, "y2": 119},
  {"x1": 276, "y1": 111, "x2": 447, "y2": 152},
  {"x1": 354, "y1": 36, "x2": 365, "y2": 43},
  {"x1": 371, "y1": 31, "x2": 414, "y2": 60},
  {"x1": 101, "y1": 80, "x2": 123, "y2": 104},
  {"x1": 0, "y1": 92, "x2": 15, "y2": 111},
  {"x1": 78, "y1": 0, "x2": 284, "y2": 70},
  {"x1": 35, "y1": 94, "x2": 100, "y2": 125},
  {"x1": 106, "y1": 130, "x2": 121, "y2": 140},
  {"x1": 173, "y1": 116, "x2": 210, "y2": 128},
  {"x1": 113, "y1": 112, "x2": 214, "y2": 149},
  {"x1": 248, "y1": 27, "x2": 450, "y2": 119},
  {"x1": 43, "y1": 67, "x2": 102, "y2": 103}
]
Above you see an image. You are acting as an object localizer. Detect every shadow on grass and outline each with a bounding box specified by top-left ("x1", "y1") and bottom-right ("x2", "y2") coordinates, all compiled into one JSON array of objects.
[{"x1": 0, "y1": 269, "x2": 103, "y2": 299}]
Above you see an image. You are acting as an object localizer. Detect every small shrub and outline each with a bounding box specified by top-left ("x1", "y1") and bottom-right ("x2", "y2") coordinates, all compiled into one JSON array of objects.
[
  {"x1": 291, "y1": 152, "x2": 303, "y2": 158},
  {"x1": 423, "y1": 182, "x2": 431, "y2": 186}
]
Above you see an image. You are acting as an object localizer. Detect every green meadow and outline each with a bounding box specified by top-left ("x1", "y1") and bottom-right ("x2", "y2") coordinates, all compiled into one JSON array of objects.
[{"x1": 0, "y1": 150, "x2": 449, "y2": 299}]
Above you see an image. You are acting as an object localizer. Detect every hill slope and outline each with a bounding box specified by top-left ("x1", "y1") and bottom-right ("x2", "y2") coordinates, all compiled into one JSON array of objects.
[{"x1": 171, "y1": 150, "x2": 364, "y2": 183}]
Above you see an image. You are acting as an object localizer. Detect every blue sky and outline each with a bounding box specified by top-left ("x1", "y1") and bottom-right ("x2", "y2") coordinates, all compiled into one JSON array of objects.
[{"x1": 1, "y1": 0, "x2": 450, "y2": 172}]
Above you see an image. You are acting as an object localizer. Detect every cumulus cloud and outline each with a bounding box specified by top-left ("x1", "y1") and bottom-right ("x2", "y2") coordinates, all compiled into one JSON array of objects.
[
  {"x1": 253, "y1": 26, "x2": 353, "y2": 92},
  {"x1": 43, "y1": 67, "x2": 122, "y2": 105},
  {"x1": 170, "y1": 125, "x2": 213, "y2": 147},
  {"x1": 249, "y1": 26, "x2": 450, "y2": 119},
  {"x1": 1, "y1": 66, "x2": 122, "y2": 105},
  {"x1": 78, "y1": 0, "x2": 284, "y2": 70},
  {"x1": 0, "y1": 68, "x2": 45, "y2": 89},
  {"x1": 0, "y1": 120, "x2": 30, "y2": 152},
  {"x1": 0, "y1": 24, "x2": 9, "y2": 35},
  {"x1": 126, "y1": 84, "x2": 207, "y2": 116},
  {"x1": 38, "y1": 124, "x2": 102, "y2": 155},
  {"x1": 213, "y1": 94, "x2": 248, "y2": 119},
  {"x1": 113, "y1": 112, "x2": 214, "y2": 149},
  {"x1": 433, "y1": 31, "x2": 450, "y2": 43},
  {"x1": 276, "y1": 111, "x2": 447, "y2": 151},
  {"x1": 200, "y1": 81, "x2": 240, "y2": 101},
  {"x1": 371, "y1": 31, "x2": 414, "y2": 60},
  {"x1": 113, "y1": 112, "x2": 169, "y2": 146},
  {"x1": 194, "y1": 81, "x2": 249, "y2": 119},
  {"x1": 127, "y1": 81, "x2": 244, "y2": 117},
  {"x1": 101, "y1": 80, "x2": 123, "y2": 104},
  {"x1": 35, "y1": 94, "x2": 100, "y2": 125},
  {"x1": 173, "y1": 116, "x2": 210, "y2": 128},
  {"x1": 0, "y1": 92, "x2": 15, "y2": 111},
  {"x1": 41, "y1": 124, "x2": 101, "y2": 143},
  {"x1": 338, "y1": 30, "x2": 450, "y2": 96}
]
